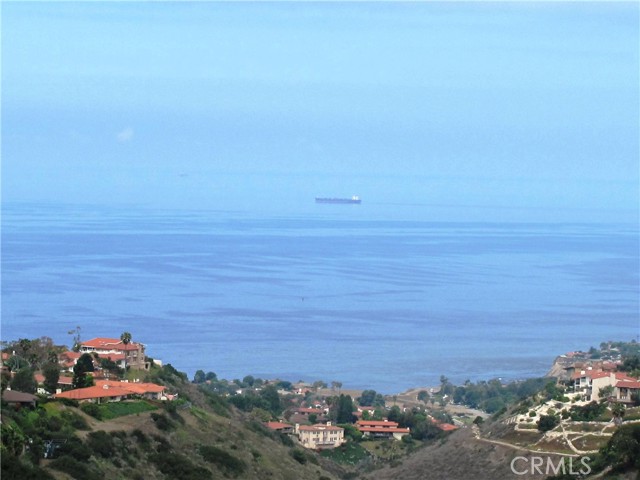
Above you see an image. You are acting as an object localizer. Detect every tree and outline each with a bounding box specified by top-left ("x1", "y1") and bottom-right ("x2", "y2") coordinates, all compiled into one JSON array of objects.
[
  {"x1": 72, "y1": 353, "x2": 95, "y2": 389},
  {"x1": 336, "y1": 394, "x2": 355, "y2": 424},
  {"x1": 537, "y1": 414, "x2": 559, "y2": 432},
  {"x1": 193, "y1": 370, "x2": 206, "y2": 384},
  {"x1": 331, "y1": 381, "x2": 343, "y2": 393},
  {"x1": 243, "y1": 375, "x2": 255, "y2": 387},
  {"x1": 612, "y1": 402, "x2": 626, "y2": 425},
  {"x1": 417, "y1": 390, "x2": 430, "y2": 403},
  {"x1": 10, "y1": 367, "x2": 37, "y2": 394},
  {"x1": 599, "y1": 385, "x2": 614, "y2": 402},
  {"x1": 120, "y1": 332, "x2": 132, "y2": 345},
  {"x1": 42, "y1": 362, "x2": 60, "y2": 394},
  {"x1": 312, "y1": 380, "x2": 327, "y2": 390},
  {"x1": 205, "y1": 371, "x2": 217, "y2": 382},
  {"x1": 68, "y1": 326, "x2": 82, "y2": 352},
  {"x1": 259, "y1": 385, "x2": 282, "y2": 416},
  {"x1": 119, "y1": 332, "x2": 132, "y2": 369}
]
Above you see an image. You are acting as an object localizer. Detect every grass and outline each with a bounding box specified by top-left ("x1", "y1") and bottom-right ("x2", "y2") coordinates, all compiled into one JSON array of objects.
[
  {"x1": 623, "y1": 407, "x2": 640, "y2": 421},
  {"x1": 360, "y1": 439, "x2": 413, "y2": 460},
  {"x1": 499, "y1": 430, "x2": 544, "y2": 447},
  {"x1": 564, "y1": 423, "x2": 604, "y2": 433},
  {"x1": 571, "y1": 434, "x2": 607, "y2": 452},
  {"x1": 320, "y1": 441, "x2": 370, "y2": 465},
  {"x1": 532, "y1": 436, "x2": 574, "y2": 454},
  {"x1": 97, "y1": 400, "x2": 158, "y2": 420}
]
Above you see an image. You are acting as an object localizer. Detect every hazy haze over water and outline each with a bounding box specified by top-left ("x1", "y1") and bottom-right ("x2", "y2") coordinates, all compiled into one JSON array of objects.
[{"x1": 2, "y1": 2, "x2": 638, "y2": 391}]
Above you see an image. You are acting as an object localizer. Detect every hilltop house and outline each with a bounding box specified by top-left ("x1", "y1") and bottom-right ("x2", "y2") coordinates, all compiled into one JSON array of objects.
[
  {"x1": 54, "y1": 380, "x2": 165, "y2": 403},
  {"x1": 265, "y1": 422, "x2": 295, "y2": 435},
  {"x1": 355, "y1": 420, "x2": 410, "y2": 440},
  {"x1": 573, "y1": 369, "x2": 639, "y2": 402},
  {"x1": 79, "y1": 337, "x2": 147, "y2": 370},
  {"x1": 295, "y1": 423, "x2": 345, "y2": 449},
  {"x1": 616, "y1": 380, "x2": 640, "y2": 404}
]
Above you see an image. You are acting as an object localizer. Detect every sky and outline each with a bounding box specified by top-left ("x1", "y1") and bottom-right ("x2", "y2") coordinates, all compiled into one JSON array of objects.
[{"x1": 2, "y1": 1, "x2": 639, "y2": 221}]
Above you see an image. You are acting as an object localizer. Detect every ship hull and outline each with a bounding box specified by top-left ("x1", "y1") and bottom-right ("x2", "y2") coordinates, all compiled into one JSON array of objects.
[{"x1": 315, "y1": 197, "x2": 361, "y2": 204}]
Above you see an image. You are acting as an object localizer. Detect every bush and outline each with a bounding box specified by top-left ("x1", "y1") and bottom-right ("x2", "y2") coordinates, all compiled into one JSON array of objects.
[
  {"x1": 49, "y1": 455, "x2": 101, "y2": 480},
  {"x1": 290, "y1": 448, "x2": 307, "y2": 464},
  {"x1": 537, "y1": 414, "x2": 560, "y2": 432},
  {"x1": 56, "y1": 436, "x2": 92, "y2": 462},
  {"x1": 60, "y1": 410, "x2": 90, "y2": 430},
  {"x1": 80, "y1": 402, "x2": 102, "y2": 420},
  {"x1": 150, "y1": 413, "x2": 175, "y2": 431},
  {"x1": 149, "y1": 452, "x2": 211, "y2": 480},
  {"x1": 131, "y1": 429, "x2": 148, "y2": 444},
  {"x1": 198, "y1": 445, "x2": 246, "y2": 477},
  {"x1": 87, "y1": 430, "x2": 115, "y2": 458},
  {"x1": 57, "y1": 398, "x2": 80, "y2": 408}
]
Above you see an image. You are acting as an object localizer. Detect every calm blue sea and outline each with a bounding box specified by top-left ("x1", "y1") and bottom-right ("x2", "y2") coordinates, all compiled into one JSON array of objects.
[{"x1": 2, "y1": 203, "x2": 638, "y2": 393}]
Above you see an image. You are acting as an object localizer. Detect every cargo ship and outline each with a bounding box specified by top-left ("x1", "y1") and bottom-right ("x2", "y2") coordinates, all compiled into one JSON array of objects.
[{"x1": 315, "y1": 196, "x2": 361, "y2": 204}]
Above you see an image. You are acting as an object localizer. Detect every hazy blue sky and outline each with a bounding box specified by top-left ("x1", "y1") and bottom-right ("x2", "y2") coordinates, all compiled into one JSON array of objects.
[{"x1": 2, "y1": 2, "x2": 638, "y2": 221}]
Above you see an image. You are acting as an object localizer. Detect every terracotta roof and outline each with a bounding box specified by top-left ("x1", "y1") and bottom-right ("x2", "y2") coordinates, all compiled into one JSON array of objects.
[
  {"x1": 59, "y1": 376, "x2": 73, "y2": 385},
  {"x1": 61, "y1": 351, "x2": 82, "y2": 359},
  {"x1": 55, "y1": 385, "x2": 132, "y2": 400},
  {"x1": 616, "y1": 381, "x2": 640, "y2": 389},
  {"x1": 436, "y1": 423, "x2": 458, "y2": 431},
  {"x1": 356, "y1": 420, "x2": 399, "y2": 427},
  {"x1": 296, "y1": 407, "x2": 324, "y2": 414},
  {"x1": 358, "y1": 426, "x2": 410, "y2": 433},
  {"x1": 95, "y1": 380, "x2": 164, "y2": 394},
  {"x1": 265, "y1": 422, "x2": 293, "y2": 430},
  {"x1": 81, "y1": 338, "x2": 141, "y2": 352}
]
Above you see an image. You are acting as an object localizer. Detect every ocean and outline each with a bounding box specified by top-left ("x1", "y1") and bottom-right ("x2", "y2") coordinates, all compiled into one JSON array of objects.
[{"x1": 2, "y1": 202, "x2": 638, "y2": 393}]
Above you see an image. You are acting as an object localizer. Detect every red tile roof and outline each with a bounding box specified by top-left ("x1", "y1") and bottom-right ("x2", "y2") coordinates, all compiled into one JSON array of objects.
[
  {"x1": 616, "y1": 381, "x2": 640, "y2": 389},
  {"x1": 265, "y1": 422, "x2": 294, "y2": 430},
  {"x1": 436, "y1": 423, "x2": 458, "y2": 431},
  {"x1": 357, "y1": 420, "x2": 398, "y2": 427},
  {"x1": 81, "y1": 338, "x2": 141, "y2": 352},
  {"x1": 358, "y1": 426, "x2": 411, "y2": 433},
  {"x1": 55, "y1": 385, "x2": 132, "y2": 400},
  {"x1": 95, "y1": 380, "x2": 164, "y2": 394},
  {"x1": 356, "y1": 420, "x2": 410, "y2": 433},
  {"x1": 296, "y1": 407, "x2": 324, "y2": 414}
]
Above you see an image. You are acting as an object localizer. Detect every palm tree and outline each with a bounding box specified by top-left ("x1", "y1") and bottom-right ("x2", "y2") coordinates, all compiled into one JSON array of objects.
[
  {"x1": 120, "y1": 332, "x2": 132, "y2": 345},
  {"x1": 120, "y1": 332, "x2": 132, "y2": 370}
]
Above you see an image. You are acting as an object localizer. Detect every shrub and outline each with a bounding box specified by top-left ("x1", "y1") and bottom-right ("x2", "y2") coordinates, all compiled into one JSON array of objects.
[
  {"x1": 87, "y1": 430, "x2": 115, "y2": 458},
  {"x1": 57, "y1": 398, "x2": 80, "y2": 408},
  {"x1": 150, "y1": 412, "x2": 175, "y2": 431},
  {"x1": 60, "y1": 410, "x2": 90, "y2": 430},
  {"x1": 198, "y1": 445, "x2": 246, "y2": 477},
  {"x1": 529, "y1": 410, "x2": 537, "y2": 417},
  {"x1": 131, "y1": 429, "x2": 148, "y2": 444},
  {"x1": 80, "y1": 402, "x2": 102, "y2": 420},
  {"x1": 537, "y1": 414, "x2": 559, "y2": 432},
  {"x1": 149, "y1": 452, "x2": 211, "y2": 480},
  {"x1": 56, "y1": 436, "x2": 92, "y2": 462},
  {"x1": 49, "y1": 455, "x2": 101, "y2": 480},
  {"x1": 290, "y1": 448, "x2": 307, "y2": 464}
]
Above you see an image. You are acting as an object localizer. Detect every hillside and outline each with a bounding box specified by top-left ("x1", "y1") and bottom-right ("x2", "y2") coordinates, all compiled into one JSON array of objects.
[{"x1": 2, "y1": 370, "x2": 343, "y2": 480}]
